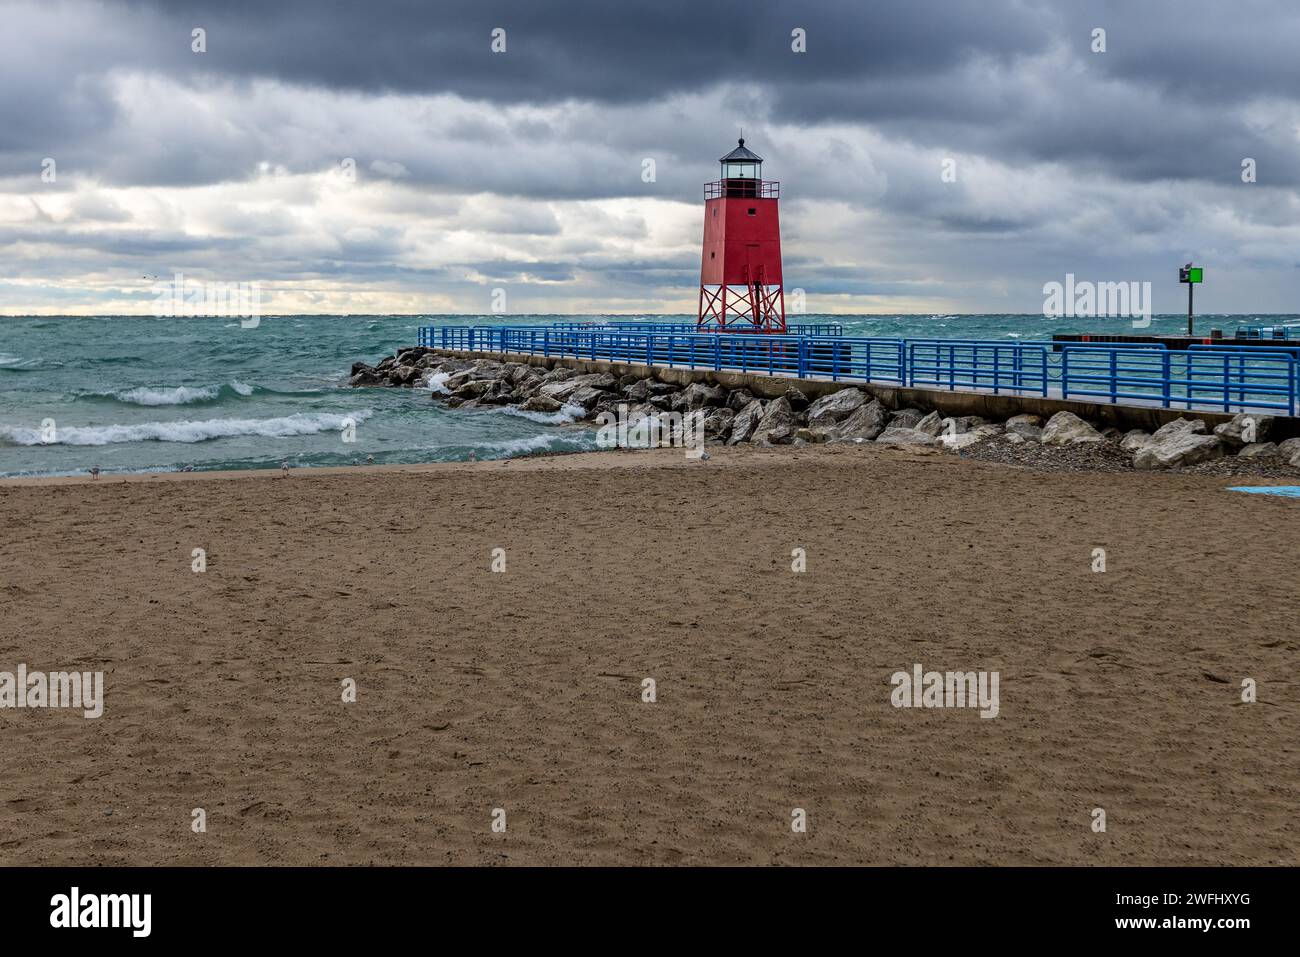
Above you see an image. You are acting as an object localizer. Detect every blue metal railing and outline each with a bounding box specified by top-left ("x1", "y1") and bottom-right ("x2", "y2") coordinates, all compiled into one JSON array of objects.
[
  {"x1": 906, "y1": 340, "x2": 1050, "y2": 395},
  {"x1": 413, "y1": 325, "x2": 1297, "y2": 415},
  {"x1": 1235, "y1": 325, "x2": 1294, "y2": 339}
]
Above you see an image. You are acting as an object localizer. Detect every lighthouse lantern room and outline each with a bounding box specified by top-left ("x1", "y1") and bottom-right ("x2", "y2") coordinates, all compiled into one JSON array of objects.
[{"x1": 698, "y1": 138, "x2": 785, "y2": 333}]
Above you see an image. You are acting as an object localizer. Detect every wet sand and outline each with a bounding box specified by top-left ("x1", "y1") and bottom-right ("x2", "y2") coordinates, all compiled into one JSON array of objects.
[{"x1": 0, "y1": 444, "x2": 1296, "y2": 865}]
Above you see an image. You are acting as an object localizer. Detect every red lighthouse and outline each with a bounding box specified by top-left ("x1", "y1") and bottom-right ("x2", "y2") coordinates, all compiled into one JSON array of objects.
[{"x1": 698, "y1": 138, "x2": 785, "y2": 333}]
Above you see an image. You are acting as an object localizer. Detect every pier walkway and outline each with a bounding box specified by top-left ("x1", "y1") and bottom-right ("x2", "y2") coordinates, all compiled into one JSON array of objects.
[{"x1": 416, "y1": 323, "x2": 1300, "y2": 428}]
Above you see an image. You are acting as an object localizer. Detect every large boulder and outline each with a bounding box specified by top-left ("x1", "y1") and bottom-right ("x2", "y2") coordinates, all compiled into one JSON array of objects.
[
  {"x1": 702, "y1": 407, "x2": 736, "y2": 441},
  {"x1": 1214, "y1": 413, "x2": 1275, "y2": 451},
  {"x1": 444, "y1": 369, "x2": 477, "y2": 391},
  {"x1": 782, "y1": 386, "x2": 810, "y2": 413},
  {"x1": 539, "y1": 372, "x2": 613, "y2": 402},
  {"x1": 1237, "y1": 442, "x2": 1282, "y2": 463},
  {"x1": 1133, "y1": 429, "x2": 1224, "y2": 470},
  {"x1": 478, "y1": 380, "x2": 517, "y2": 404},
  {"x1": 1150, "y1": 417, "x2": 1206, "y2": 440},
  {"x1": 396, "y1": 346, "x2": 434, "y2": 365},
  {"x1": 727, "y1": 388, "x2": 757, "y2": 412},
  {"x1": 681, "y1": 382, "x2": 727, "y2": 409},
  {"x1": 1005, "y1": 414, "x2": 1043, "y2": 441},
  {"x1": 507, "y1": 364, "x2": 535, "y2": 386},
  {"x1": 728, "y1": 399, "x2": 765, "y2": 445},
  {"x1": 540, "y1": 366, "x2": 576, "y2": 384},
  {"x1": 567, "y1": 385, "x2": 607, "y2": 411},
  {"x1": 520, "y1": 394, "x2": 563, "y2": 413},
  {"x1": 752, "y1": 396, "x2": 798, "y2": 445},
  {"x1": 623, "y1": 378, "x2": 652, "y2": 401},
  {"x1": 941, "y1": 415, "x2": 987, "y2": 435},
  {"x1": 516, "y1": 371, "x2": 545, "y2": 395},
  {"x1": 1041, "y1": 411, "x2": 1104, "y2": 445},
  {"x1": 805, "y1": 388, "x2": 867, "y2": 426},
  {"x1": 794, "y1": 426, "x2": 834, "y2": 444},
  {"x1": 1278, "y1": 437, "x2": 1300, "y2": 466},
  {"x1": 888, "y1": 408, "x2": 926, "y2": 430},
  {"x1": 349, "y1": 364, "x2": 381, "y2": 386},
  {"x1": 915, "y1": 411, "x2": 944, "y2": 437},
  {"x1": 452, "y1": 378, "x2": 495, "y2": 399},
  {"x1": 1119, "y1": 429, "x2": 1150, "y2": 452},
  {"x1": 831, "y1": 399, "x2": 890, "y2": 441},
  {"x1": 875, "y1": 426, "x2": 937, "y2": 447},
  {"x1": 435, "y1": 357, "x2": 472, "y2": 374},
  {"x1": 390, "y1": 365, "x2": 423, "y2": 387},
  {"x1": 938, "y1": 422, "x2": 1002, "y2": 450}
]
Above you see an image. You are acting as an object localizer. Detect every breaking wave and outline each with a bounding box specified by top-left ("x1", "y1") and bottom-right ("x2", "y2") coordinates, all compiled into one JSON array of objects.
[
  {"x1": 493, "y1": 402, "x2": 586, "y2": 425},
  {"x1": 481, "y1": 432, "x2": 589, "y2": 455},
  {"x1": 0, "y1": 410, "x2": 374, "y2": 446},
  {"x1": 82, "y1": 380, "x2": 262, "y2": 405}
]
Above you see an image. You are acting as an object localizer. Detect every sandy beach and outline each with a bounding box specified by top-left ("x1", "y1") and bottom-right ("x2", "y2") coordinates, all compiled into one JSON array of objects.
[{"x1": 0, "y1": 444, "x2": 1295, "y2": 866}]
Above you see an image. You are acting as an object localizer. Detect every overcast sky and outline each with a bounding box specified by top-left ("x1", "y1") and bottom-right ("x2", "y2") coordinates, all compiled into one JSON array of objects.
[{"x1": 2, "y1": 0, "x2": 1299, "y2": 315}]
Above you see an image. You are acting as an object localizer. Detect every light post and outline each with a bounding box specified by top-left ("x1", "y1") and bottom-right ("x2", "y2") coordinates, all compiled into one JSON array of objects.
[{"x1": 1179, "y1": 263, "x2": 1203, "y2": 336}]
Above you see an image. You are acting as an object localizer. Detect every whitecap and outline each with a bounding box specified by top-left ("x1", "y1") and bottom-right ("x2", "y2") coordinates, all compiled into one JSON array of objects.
[
  {"x1": 493, "y1": 402, "x2": 585, "y2": 425},
  {"x1": 0, "y1": 410, "x2": 374, "y2": 446},
  {"x1": 480, "y1": 432, "x2": 582, "y2": 455},
  {"x1": 114, "y1": 385, "x2": 220, "y2": 406}
]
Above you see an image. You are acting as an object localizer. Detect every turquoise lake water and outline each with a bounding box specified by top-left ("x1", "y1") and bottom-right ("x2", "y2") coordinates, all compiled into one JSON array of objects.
[{"x1": 2, "y1": 313, "x2": 1296, "y2": 478}]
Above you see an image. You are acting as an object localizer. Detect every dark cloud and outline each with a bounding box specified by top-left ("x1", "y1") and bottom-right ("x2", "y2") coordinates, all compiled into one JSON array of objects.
[
  {"x1": 123, "y1": 0, "x2": 1048, "y2": 101},
  {"x1": 5, "y1": 0, "x2": 1298, "y2": 191},
  {"x1": 1, "y1": 0, "x2": 1299, "y2": 312}
]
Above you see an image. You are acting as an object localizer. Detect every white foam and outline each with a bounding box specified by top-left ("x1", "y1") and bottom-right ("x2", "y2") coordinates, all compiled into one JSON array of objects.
[
  {"x1": 482, "y1": 433, "x2": 579, "y2": 455},
  {"x1": 230, "y1": 380, "x2": 255, "y2": 396},
  {"x1": 113, "y1": 385, "x2": 220, "y2": 406},
  {"x1": 0, "y1": 410, "x2": 374, "y2": 446},
  {"x1": 424, "y1": 371, "x2": 452, "y2": 395},
  {"x1": 494, "y1": 402, "x2": 585, "y2": 425}
]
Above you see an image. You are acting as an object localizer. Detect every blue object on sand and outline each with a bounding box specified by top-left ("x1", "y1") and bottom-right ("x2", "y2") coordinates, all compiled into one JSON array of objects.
[{"x1": 1227, "y1": 486, "x2": 1300, "y2": 497}]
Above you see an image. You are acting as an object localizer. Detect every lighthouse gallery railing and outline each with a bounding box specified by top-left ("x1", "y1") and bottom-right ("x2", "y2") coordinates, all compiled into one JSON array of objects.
[{"x1": 414, "y1": 325, "x2": 1298, "y2": 415}]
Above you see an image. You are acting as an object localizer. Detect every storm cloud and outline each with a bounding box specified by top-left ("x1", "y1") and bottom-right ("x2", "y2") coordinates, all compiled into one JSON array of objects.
[{"x1": 1, "y1": 0, "x2": 1298, "y2": 314}]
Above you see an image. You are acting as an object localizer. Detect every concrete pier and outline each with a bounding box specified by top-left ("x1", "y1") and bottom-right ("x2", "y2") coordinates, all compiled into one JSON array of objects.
[{"x1": 429, "y1": 347, "x2": 1300, "y2": 438}]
